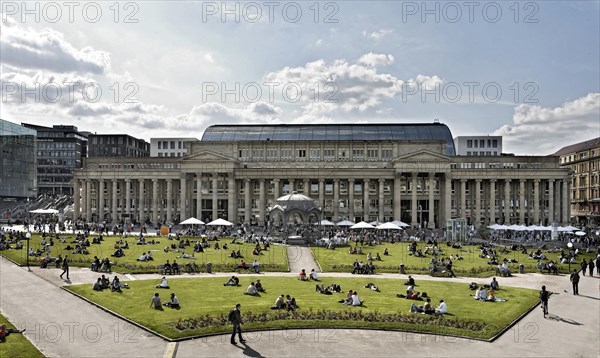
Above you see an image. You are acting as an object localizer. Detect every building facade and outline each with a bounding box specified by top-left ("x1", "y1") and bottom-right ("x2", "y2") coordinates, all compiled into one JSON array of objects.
[
  {"x1": 454, "y1": 136, "x2": 502, "y2": 156},
  {"x1": 88, "y1": 134, "x2": 150, "y2": 158},
  {"x1": 73, "y1": 123, "x2": 571, "y2": 227},
  {"x1": 150, "y1": 138, "x2": 198, "y2": 157},
  {"x1": 22, "y1": 123, "x2": 87, "y2": 196},
  {"x1": 0, "y1": 119, "x2": 37, "y2": 198},
  {"x1": 554, "y1": 137, "x2": 600, "y2": 226}
]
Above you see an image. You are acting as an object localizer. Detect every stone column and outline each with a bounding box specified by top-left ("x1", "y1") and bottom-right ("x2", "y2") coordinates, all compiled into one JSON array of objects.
[
  {"x1": 444, "y1": 174, "x2": 452, "y2": 224},
  {"x1": 212, "y1": 176, "x2": 218, "y2": 220},
  {"x1": 244, "y1": 179, "x2": 251, "y2": 224},
  {"x1": 85, "y1": 179, "x2": 91, "y2": 221},
  {"x1": 393, "y1": 177, "x2": 401, "y2": 221},
  {"x1": 289, "y1": 179, "x2": 295, "y2": 194},
  {"x1": 259, "y1": 179, "x2": 266, "y2": 225},
  {"x1": 378, "y1": 179, "x2": 385, "y2": 222},
  {"x1": 73, "y1": 180, "x2": 80, "y2": 219},
  {"x1": 348, "y1": 179, "x2": 355, "y2": 222},
  {"x1": 138, "y1": 179, "x2": 145, "y2": 222},
  {"x1": 333, "y1": 179, "x2": 340, "y2": 222},
  {"x1": 561, "y1": 179, "x2": 569, "y2": 225},
  {"x1": 475, "y1": 179, "x2": 481, "y2": 228},
  {"x1": 98, "y1": 179, "x2": 104, "y2": 221},
  {"x1": 411, "y1": 173, "x2": 418, "y2": 227},
  {"x1": 303, "y1": 179, "x2": 310, "y2": 195},
  {"x1": 228, "y1": 176, "x2": 237, "y2": 223},
  {"x1": 152, "y1": 179, "x2": 159, "y2": 223},
  {"x1": 504, "y1": 179, "x2": 511, "y2": 224},
  {"x1": 429, "y1": 173, "x2": 436, "y2": 228},
  {"x1": 460, "y1": 179, "x2": 467, "y2": 219},
  {"x1": 519, "y1": 179, "x2": 526, "y2": 224},
  {"x1": 196, "y1": 174, "x2": 202, "y2": 219},
  {"x1": 111, "y1": 179, "x2": 118, "y2": 222},
  {"x1": 533, "y1": 179, "x2": 540, "y2": 224},
  {"x1": 125, "y1": 179, "x2": 131, "y2": 221},
  {"x1": 273, "y1": 179, "x2": 280, "y2": 201},
  {"x1": 548, "y1": 179, "x2": 554, "y2": 224},
  {"x1": 318, "y1": 179, "x2": 325, "y2": 208},
  {"x1": 179, "y1": 174, "x2": 187, "y2": 220},
  {"x1": 489, "y1": 179, "x2": 496, "y2": 224},
  {"x1": 166, "y1": 179, "x2": 172, "y2": 224},
  {"x1": 363, "y1": 179, "x2": 370, "y2": 221}
]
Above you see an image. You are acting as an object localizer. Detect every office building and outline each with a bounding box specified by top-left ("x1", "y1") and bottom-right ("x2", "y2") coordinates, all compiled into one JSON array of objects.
[
  {"x1": 0, "y1": 119, "x2": 37, "y2": 198},
  {"x1": 88, "y1": 134, "x2": 150, "y2": 158},
  {"x1": 454, "y1": 136, "x2": 502, "y2": 156},
  {"x1": 150, "y1": 138, "x2": 198, "y2": 157}
]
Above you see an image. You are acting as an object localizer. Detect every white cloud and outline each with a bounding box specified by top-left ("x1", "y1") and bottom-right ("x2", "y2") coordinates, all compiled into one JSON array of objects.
[
  {"x1": 358, "y1": 53, "x2": 394, "y2": 67},
  {"x1": 493, "y1": 93, "x2": 600, "y2": 154},
  {"x1": 362, "y1": 29, "x2": 393, "y2": 41},
  {"x1": 315, "y1": 39, "x2": 323, "y2": 46},
  {"x1": 0, "y1": 22, "x2": 110, "y2": 74}
]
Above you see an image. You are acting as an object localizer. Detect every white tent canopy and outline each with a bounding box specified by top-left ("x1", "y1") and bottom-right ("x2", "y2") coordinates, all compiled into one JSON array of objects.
[
  {"x1": 487, "y1": 224, "x2": 506, "y2": 230},
  {"x1": 179, "y1": 217, "x2": 205, "y2": 225},
  {"x1": 376, "y1": 222, "x2": 402, "y2": 230},
  {"x1": 336, "y1": 220, "x2": 355, "y2": 227},
  {"x1": 29, "y1": 209, "x2": 59, "y2": 214},
  {"x1": 318, "y1": 219, "x2": 335, "y2": 226},
  {"x1": 350, "y1": 221, "x2": 375, "y2": 229},
  {"x1": 206, "y1": 218, "x2": 234, "y2": 226},
  {"x1": 390, "y1": 220, "x2": 410, "y2": 227}
]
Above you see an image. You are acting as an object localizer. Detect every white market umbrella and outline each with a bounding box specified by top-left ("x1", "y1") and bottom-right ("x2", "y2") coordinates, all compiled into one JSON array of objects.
[
  {"x1": 487, "y1": 224, "x2": 506, "y2": 230},
  {"x1": 563, "y1": 225, "x2": 581, "y2": 232},
  {"x1": 179, "y1": 217, "x2": 205, "y2": 225},
  {"x1": 317, "y1": 219, "x2": 335, "y2": 226},
  {"x1": 206, "y1": 218, "x2": 234, "y2": 226},
  {"x1": 29, "y1": 209, "x2": 59, "y2": 214},
  {"x1": 336, "y1": 220, "x2": 355, "y2": 227},
  {"x1": 350, "y1": 221, "x2": 375, "y2": 229},
  {"x1": 377, "y1": 222, "x2": 402, "y2": 230},
  {"x1": 575, "y1": 231, "x2": 586, "y2": 236},
  {"x1": 391, "y1": 220, "x2": 410, "y2": 227},
  {"x1": 369, "y1": 220, "x2": 383, "y2": 226}
]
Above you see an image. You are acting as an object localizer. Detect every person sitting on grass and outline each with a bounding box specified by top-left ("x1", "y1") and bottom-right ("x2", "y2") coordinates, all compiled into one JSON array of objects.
[
  {"x1": 245, "y1": 282, "x2": 259, "y2": 296},
  {"x1": 364, "y1": 283, "x2": 379, "y2": 291},
  {"x1": 376, "y1": 252, "x2": 382, "y2": 261},
  {"x1": 137, "y1": 252, "x2": 147, "y2": 261},
  {"x1": 0, "y1": 323, "x2": 25, "y2": 340},
  {"x1": 164, "y1": 293, "x2": 180, "y2": 308},
  {"x1": 310, "y1": 269, "x2": 318, "y2": 281},
  {"x1": 146, "y1": 251, "x2": 153, "y2": 261},
  {"x1": 490, "y1": 277, "x2": 499, "y2": 290},
  {"x1": 92, "y1": 278, "x2": 102, "y2": 291},
  {"x1": 410, "y1": 298, "x2": 433, "y2": 314},
  {"x1": 286, "y1": 295, "x2": 298, "y2": 311},
  {"x1": 404, "y1": 276, "x2": 415, "y2": 286},
  {"x1": 100, "y1": 275, "x2": 110, "y2": 289},
  {"x1": 316, "y1": 284, "x2": 332, "y2": 295},
  {"x1": 255, "y1": 279, "x2": 265, "y2": 292},
  {"x1": 383, "y1": 248, "x2": 389, "y2": 256},
  {"x1": 475, "y1": 286, "x2": 487, "y2": 300},
  {"x1": 347, "y1": 291, "x2": 362, "y2": 306},
  {"x1": 224, "y1": 276, "x2": 239, "y2": 286},
  {"x1": 487, "y1": 288, "x2": 496, "y2": 301},
  {"x1": 111, "y1": 276, "x2": 122, "y2": 293},
  {"x1": 299, "y1": 269, "x2": 308, "y2": 281},
  {"x1": 156, "y1": 277, "x2": 170, "y2": 289},
  {"x1": 271, "y1": 294, "x2": 286, "y2": 309},
  {"x1": 435, "y1": 299, "x2": 448, "y2": 314},
  {"x1": 150, "y1": 293, "x2": 162, "y2": 310}
]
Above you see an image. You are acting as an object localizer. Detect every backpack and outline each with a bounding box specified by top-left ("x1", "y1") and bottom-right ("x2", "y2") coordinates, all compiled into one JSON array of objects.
[{"x1": 227, "y1": 309, "x2": 235, "y2": 322}]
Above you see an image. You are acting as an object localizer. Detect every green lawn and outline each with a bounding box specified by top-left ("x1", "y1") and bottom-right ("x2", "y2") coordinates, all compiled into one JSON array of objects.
[
  {"x1": 0, "y1": 313, "x2": 45, "y2": 358},
  {"x1": 0, "y1": 234, "x2": 289, "y2": 273},
  {"x1": 66, "y1": 276, "x2": 539, "y2": 340},
  {"x1": 311, "y1": 242, "x2": 598, "y2": 277}
]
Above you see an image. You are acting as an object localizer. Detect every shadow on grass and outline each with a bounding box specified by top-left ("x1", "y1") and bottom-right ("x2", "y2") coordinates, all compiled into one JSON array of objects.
[{"x1": 546, "y1": 314, "x2": 583, "y2": 325}]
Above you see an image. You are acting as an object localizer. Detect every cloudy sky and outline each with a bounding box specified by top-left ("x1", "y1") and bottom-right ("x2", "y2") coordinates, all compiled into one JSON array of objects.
[{"x1": 1, "y1": 1, "x2": 599, "y2": 154}]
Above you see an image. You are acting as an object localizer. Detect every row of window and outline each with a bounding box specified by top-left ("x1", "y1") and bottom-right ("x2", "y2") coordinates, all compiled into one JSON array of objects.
[
  {"x1": 37, "y1": 142, "x2": 78, "y2": 149},
  {"x1": 452, "y1": 162, "x2": 544, "y2": 169},
  {"x1": 157, "y1": 141, "x2": 188, "y2": 150},
  {"x1": 466, "y1": 139, "x2": 498, "y2": 148},
  {"x1": 157, "y1": 152, "x2": 184, "y2": 157},
  {"x1": 465, "y1": 151, "x2": 498, "y2": 156},
  {"x1": 239, "y1": 148, "x2": 394, "y2": 161}
]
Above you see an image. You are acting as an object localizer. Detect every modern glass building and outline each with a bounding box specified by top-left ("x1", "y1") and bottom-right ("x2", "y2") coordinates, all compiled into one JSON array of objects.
[
  {"x1": 22, "y1": 123, "x2": 88, "y2": 196},
  {"x1": 0, "y1": 119, "x2": 37, "y2": 198}
]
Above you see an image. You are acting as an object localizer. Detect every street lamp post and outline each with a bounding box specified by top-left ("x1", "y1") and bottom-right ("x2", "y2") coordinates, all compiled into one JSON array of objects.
[
  {"x1": 567, "y1": 241, "x2": 573, "y2": 272},
  {"x1": 26, "y1": 231, "x2": 31, "y2": 270}
]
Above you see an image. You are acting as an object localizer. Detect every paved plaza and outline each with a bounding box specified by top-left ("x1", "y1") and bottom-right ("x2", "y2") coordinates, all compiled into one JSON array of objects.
[{"x1": 1, "y1": 253, "x2": 599, "y2": 358}]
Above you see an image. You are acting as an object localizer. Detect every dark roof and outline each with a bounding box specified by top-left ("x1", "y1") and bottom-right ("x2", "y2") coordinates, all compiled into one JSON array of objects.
[
  {"x1": 552, "y1": 137, "x2": 600, "y2": 156},
  {"x1": 202, "y1": 123, "x2": 456, "y2": 156}
]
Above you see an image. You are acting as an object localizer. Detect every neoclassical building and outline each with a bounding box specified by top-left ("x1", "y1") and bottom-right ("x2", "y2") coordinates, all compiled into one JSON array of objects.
[{"x1": 73, "y1": 123, "x2": 571, "y2": 228}]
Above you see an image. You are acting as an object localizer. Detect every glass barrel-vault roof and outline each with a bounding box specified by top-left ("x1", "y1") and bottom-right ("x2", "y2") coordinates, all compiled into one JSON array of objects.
[{"x1": 201, "y1": 123, "x2": 455, "y2": 156}]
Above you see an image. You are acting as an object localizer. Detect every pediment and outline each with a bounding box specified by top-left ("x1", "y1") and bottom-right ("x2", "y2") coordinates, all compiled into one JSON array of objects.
[
  {"x1": 392, "y1": 149, "x2": 450, "y2": 163},
  {"x1": 183, "y1": 150, "x2": 237, "y2": 163}
]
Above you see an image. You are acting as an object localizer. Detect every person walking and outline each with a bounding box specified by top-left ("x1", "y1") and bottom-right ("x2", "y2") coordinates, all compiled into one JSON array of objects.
[
  {"x1": 539, "y1": 285, "x2": 549, "y2": 318},
  {"x1": 596, "y1": 256, "x2": 600, "y2": 276},
  {"x1": 570, "y1": 269, "x2": 580, "y2": 295},
  {"x1": 580, "y1": 259, "x2": 587, "y2": 276},
  {"x1": 229, "y1": 303, "x2": 246, "y2": 345},
  {"x1": 588, "y1": 259, "x2": 595, "y2": 277},
  {"x1": 59, "y1": 255, "x2": 70, "y2": 280}
]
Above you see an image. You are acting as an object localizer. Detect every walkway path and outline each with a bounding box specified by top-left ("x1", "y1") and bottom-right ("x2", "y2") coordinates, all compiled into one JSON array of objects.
[
  {"x1": 1, "y1": 255, "x2": 599, "y2": 358},
  {"x1": 286, "y1": 245, "x2": 319, "y2": 274}
]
